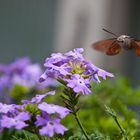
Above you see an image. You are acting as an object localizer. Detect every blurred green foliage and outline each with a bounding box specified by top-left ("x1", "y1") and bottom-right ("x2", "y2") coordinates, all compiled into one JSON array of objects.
[
  {"x1": 62, "y1": 76, "x2": 140, "y2": 139},
  {"x1": 1, "y1": 76, "x2": 140, "y2": 140}
]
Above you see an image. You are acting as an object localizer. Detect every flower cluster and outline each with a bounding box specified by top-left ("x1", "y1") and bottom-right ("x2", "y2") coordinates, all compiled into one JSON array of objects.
[
  {"x1": 0, "y1": 91, "x2": 70, "y2": 137},
  {"x1": 40, "y1": 48, "x2": 114, "y2": 95},
  {"x1": 0, "y1": 103, "x2": 30, "y2": 130},
  {"x1": 0, "y1": 57, "x2": 56, "y2": 103}
]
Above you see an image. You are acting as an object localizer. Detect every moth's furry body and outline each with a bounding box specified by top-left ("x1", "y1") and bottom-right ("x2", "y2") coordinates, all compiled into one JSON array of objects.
[{"x1": 117, "y1": 35, "x2": 132, "y2": 50}]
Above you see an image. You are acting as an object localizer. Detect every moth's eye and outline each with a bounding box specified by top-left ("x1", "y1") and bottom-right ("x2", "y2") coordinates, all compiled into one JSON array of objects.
[{"x1": 118, "y1": 39, "x2": 124, "y2": 43}]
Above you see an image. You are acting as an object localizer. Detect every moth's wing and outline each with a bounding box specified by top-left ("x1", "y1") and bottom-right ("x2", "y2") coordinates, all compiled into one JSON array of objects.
[
  {"x1": 91, "y1": 38, "x2": 116, "y2": 52},
  {"x1": 132, "y1": 40, "x2": 140, "y2": 56},
  {"x1": 106, "y1": 41, "x2": 121, "y2": 55}
]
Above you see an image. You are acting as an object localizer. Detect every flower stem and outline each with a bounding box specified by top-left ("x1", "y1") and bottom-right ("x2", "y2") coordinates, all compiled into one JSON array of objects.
[
  {"x1": 74, "y1": 112, "x2": 90, "y2": 140},
  {"x1": 36, "y1": 133, "x2": 44, "y2": 140},
  {"x1": 62, "y1": 88, "x2": 89, "y2": 140},
  {"x1": 114, "y1": 117, "x2": 128, "y2": 140},
  {"x1": 105, "y1": 106, "x2": 128, "y2": 140},
  {"x1": 34, "y1": 128, "x2": 44, "y2": 140}
]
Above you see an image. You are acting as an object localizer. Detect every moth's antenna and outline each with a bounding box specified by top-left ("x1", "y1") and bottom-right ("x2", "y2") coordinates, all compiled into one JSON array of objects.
[{"x1": 102, "y1": 28, "x2": 118, "y2": 37}]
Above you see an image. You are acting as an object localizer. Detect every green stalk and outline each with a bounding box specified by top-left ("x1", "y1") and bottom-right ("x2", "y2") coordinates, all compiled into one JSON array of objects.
[
  {"x1": 62, "y1": 88, "x2": 89, "y2": 140},
  {"x1": 36, "y1": 133, "x2": 44, "y2": 140},
  {"x1": 73, "y1": 112, "x2": 90, "y2": 140},
  {"x1": 113, "y1": 117, "x2": 128, "y2": 140},
  {"x1": 34, "y1": 128, "x2": 44, "y2": 140},
  {"x1": 105, "y1": 106, "x2": 128, "y2": 140}
]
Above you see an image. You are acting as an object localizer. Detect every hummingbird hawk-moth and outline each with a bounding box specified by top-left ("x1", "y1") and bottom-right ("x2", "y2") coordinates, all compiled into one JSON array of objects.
[{"x1": 91, "y1": 28, "x2": 140, "y2": 56}]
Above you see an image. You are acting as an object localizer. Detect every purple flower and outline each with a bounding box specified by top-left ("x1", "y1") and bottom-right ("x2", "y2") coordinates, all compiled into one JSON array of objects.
[
  {"x1": 9, "y1": 57, "x2": 31, "y2": 73},
  {"x1": 97, "y1": 68, "x2": 114, "y2": 80},
  {"x1": 35, "y1": 113, "x2": 68, "y2": 137},
  {"x1": 44, "y1": 53, "x2": 68, "y2": 66},
  {"x1": 65, "y1": 48, "x2": 84, "y2": 60},
  {"x1": 86, "y1": 62, "x2": 114, "y2": 83},
  {"x1": 0, "y1": 57, "x2": 57, "y2": 103},
  {"x1": 0, "y1": 103, "x2": 18, "y2": 114},
  {"x1": 39, "y1": 65, "x2": 71, "y2": 81},
  {"x1": 38, "y1": 102, "x2": 70, "y2": 118},
  {"x1": 35, "y1": 112, "x2": 50, "y2": 126},
  {"x1": 33, "y1": 97, "x2": 70, "y2": 137},
  {"x1": 0, "y1": 91, "x2": 69, "y2": 137},
  {"x1": 47, "y1": 64, "x2": 70, "y2": 77},
  {"x1": 0, "y1": 64, "x2": 9, "y2": 74},
  {"x1": 39, "y1": 118, "x2": 67, "y2": 137},
  {"x1": 22, "y1": 91, "x2": 55, "y2": 104},
  {"x1": 65, "y1": 74, "x2": 91, "y2": 95},
  {"x1": 39, "y1": 71, "x2": 48, "y2": 82},
  {"x1": 37, "y1": 77, "x2": 57, "y2": 88},
  {"x1": 0, "y1": 57, "x2": 56, "y2": 89},
  {"x1": 0, "y1": 75, "x2": 12, "y2": 91},
  {"x1": 12, "y1": 64, "x2": 42, "y2": 88},
  {"x1": 1, "y1": 112, "x2": 30, "y2": 130},
  {"x1": 40, "y1": 48, "x2": 114, "y2": 95}
]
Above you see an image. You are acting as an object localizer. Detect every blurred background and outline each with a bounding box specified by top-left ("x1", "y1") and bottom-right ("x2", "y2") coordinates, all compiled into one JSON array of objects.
[{"x1": 0, "y1": 0, "x2": 140, "y2": 86}]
